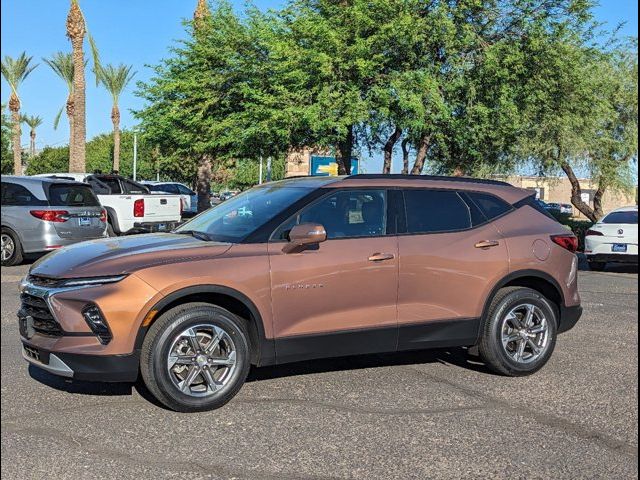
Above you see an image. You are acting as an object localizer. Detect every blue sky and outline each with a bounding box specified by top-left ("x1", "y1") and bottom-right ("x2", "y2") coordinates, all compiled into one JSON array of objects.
[{"x1": 1, "y1": 0, "x2": 638, "y2": 173}]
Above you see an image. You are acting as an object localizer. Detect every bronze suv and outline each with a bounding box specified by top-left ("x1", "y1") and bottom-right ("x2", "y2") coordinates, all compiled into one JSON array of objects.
[{"x1": 19, "y1": 175, "x2": 582, "y2": 412}]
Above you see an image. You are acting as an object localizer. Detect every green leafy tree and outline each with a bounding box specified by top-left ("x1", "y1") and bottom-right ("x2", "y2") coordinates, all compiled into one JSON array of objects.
[
  {"x1": 1, "y1": 104, "x2": 13, "y2": 174},
  {"x1": 97, "y1": 63, "x2": 136, "y2": 173},
  {"x1": 1, "y1": 52, "x2": 38, "y2": 175}
]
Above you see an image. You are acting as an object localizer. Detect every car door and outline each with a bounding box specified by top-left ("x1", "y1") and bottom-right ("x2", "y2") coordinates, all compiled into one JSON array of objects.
[
  {"x1": 396, "y1": 189, "x2": 510, "y2": 351},
  {"x1": 268, "y1": 188, "x2": 399, "y2": 363}
]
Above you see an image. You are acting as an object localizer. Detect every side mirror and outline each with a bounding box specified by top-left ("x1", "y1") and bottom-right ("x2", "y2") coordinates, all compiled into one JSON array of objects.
[{"x1": 282, "y1": 223, "x2": 327, "y2": 253}]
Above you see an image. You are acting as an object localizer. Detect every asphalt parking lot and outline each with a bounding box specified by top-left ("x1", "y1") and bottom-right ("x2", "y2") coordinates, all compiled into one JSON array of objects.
[{"x1": 1, "y1": 260, "x2": 638, "y2": 480}]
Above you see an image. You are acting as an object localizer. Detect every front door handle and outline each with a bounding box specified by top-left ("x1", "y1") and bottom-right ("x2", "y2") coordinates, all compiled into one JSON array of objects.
[
  {"x1": 474, "y1": 240, "x2": 500, "y2": 249},
  {"x1": 368, "y1": 252, "x2": 395, "y2": 262}
]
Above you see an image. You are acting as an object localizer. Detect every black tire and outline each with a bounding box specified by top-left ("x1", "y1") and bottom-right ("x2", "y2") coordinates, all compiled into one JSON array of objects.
[
  {"x1": 478, "y1": 287, "x2": 558, "y2": 377},
  {"x1": 1, "y1": 227, "x2": 23, "y2": 267},
  {"x1": 589, "y1": 261, "x2": 606, "y2": 272},
  {"x1": 106, "y1": 222, "x2": 117, "y2": 237},
  {"x1": 140, "y1": 302, "x2": 251, "y2": 412}
]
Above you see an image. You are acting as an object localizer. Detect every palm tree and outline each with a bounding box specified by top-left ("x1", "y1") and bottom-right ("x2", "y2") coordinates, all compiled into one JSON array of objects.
[
  {"x1": 44, "y1": 52, "x2": 76, "y2": 162},
  {"x1": 66, "y1": 0, "x2": 87, "y2": 173},
  {"x1": 1, "y1": 53, "x2": 37, "y2": 175},
  {"x1": 97, "y1": 64, "x2": 135, "y2": 173},
  {"x1": 21, "y1": 115, "x2": 43, "y2": 157}
]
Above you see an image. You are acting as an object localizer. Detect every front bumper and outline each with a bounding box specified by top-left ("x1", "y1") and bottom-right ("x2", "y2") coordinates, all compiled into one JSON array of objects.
[{"x1": 22, "y1": 341, "x2": 139, "y2": 382}]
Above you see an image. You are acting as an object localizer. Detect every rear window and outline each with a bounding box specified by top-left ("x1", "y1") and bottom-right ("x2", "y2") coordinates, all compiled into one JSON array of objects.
[
  {"x1": 602, "y1": 211, "x2": 638, "y2": 224},
  {"x1": 466, "y1": 192, "x2": 513, "y2": 220},
  {"x1": 403, "y1": 190, "x2": 471, "y2": 234},
  {"x1": 47, "y1": 184, "x2": 100, "y2": 207}
]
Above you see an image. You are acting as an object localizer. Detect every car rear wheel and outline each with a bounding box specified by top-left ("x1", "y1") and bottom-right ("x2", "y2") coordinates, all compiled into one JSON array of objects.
[
  {"x1": 1, "y1": 228, "x2": 23, "y2": 267},
  {"x1": 478, "y1": 287, "x2": 557, "y2": 376},
  {"x1": 140, "y1": 302, "x2": 250, "y2": 412}
]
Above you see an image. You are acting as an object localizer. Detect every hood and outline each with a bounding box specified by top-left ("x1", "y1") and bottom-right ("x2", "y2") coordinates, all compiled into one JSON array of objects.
[{"x1": 30, "y1": 233, "x2": 233, "y2": 278}]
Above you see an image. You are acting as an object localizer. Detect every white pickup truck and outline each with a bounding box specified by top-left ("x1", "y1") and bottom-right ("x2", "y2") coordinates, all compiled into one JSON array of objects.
[{"x1": 34, "y1": 173, "x2": 182, "y2": 236}]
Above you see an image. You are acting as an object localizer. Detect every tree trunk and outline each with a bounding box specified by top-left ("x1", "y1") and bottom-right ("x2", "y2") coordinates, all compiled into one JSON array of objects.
[
  {"x1": 401, "y1": 139, "x2": 409, "y2": 175},
  {"x1": 30, "y1": 129, "x2": 36, "y2": 157},
  {"x1": 410, "y1": 133, "x2": 431, "y2": 175},
  {"x1": 111, "y1": 105, "x2": 121, "y2": 173},
  {"x1": 336, "y1": 125, "x2": 354, "y2": 175},
  {"x1": 382, "y1": 126, "x2": 402, "y2": 174},
  {"x1": 9, "y1": 94, "x2": 21, "y2": 175},
  {"x1": 196, "y1": 155, "x2": 212, "y2": 213},
  {"x1": 67, "y1": 1, "x2": 86, "y2": 173},
  {"x1": 66, "y1": 95, "x2": 75, "y2": 164},
  {"x1": 560, "y1": 161, "x2": 599, "y2": 222},
  {"x1": 592, "y1": 177, "x2": 607, "y2": 221}
]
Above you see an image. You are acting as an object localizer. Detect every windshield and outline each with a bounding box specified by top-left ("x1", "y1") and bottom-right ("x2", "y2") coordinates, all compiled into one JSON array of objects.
[{"x1": 175, "y1": 185, "x2": 313, "y2": 242}]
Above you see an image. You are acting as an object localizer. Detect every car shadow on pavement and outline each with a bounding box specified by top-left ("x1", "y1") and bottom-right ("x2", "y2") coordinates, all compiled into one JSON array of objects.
[
  {"x1": 246, "y1": 347, "x2": 494, "y2": 383},
  {"x1": 28, "y1": 364, "x2": 134, "y2": 396}
]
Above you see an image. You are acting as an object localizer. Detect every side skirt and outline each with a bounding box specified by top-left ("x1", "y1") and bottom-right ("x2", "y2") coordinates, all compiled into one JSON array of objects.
[{"x1": 273, "y1": 318, "x2": 480, "y2": 365}]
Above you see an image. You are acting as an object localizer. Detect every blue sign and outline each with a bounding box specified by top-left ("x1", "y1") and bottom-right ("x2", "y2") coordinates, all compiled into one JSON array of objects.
[{"x1": 310, "y1": 156, "x2": 359, "y2": 176}]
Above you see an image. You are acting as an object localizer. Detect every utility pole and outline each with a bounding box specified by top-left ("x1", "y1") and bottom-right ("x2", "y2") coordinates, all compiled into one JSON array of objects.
[
  {"x1": 266, "y1": 156, "x2": 272, "y2": 182},
  {"x1": 259, "y1": 156, "x2": 263, "y2": 185}
]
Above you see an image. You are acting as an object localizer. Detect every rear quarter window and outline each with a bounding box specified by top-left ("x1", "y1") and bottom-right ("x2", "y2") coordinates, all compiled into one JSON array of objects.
[
  {"x1": 1, "y1": 182, "x2": 47, "y2": 206},
  {"x1": 47, "y1": 184, "x2": 100, "y2": 207},
  {"x1": 465, "y1": 192, "x2": 513, "y2": 221}
]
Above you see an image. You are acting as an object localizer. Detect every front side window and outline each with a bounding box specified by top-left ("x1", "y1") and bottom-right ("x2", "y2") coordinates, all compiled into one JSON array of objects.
[
  {"x1": 176, "y1": 185, "x2": 313, "y2": 242},
  {"x1": 403, "y1": 189, "x2": 471, "y2": 234},
  {"x1": 275, "y1": 189, "x2": 387, "y2": 240},
  {"x1": 177, "y1": 184, "x2": 196, "y2": 196}
]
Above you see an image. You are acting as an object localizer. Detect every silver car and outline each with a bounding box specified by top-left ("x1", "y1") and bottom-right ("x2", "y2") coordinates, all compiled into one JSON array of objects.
[{"x1": 1, "y1": 176, "x2": 108, "y2": 266}]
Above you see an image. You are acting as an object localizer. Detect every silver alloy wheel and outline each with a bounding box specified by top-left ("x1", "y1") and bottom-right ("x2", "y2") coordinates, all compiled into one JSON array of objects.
[
  {"x1": 166, "y1": 323, "x2": 237, "y2": 397},
  {"x1": 500, "y1": 303, "x2": 550, "y2": 364},
  {"x1": 1, "y1": 234, "x2": 15, "y2": 262}
]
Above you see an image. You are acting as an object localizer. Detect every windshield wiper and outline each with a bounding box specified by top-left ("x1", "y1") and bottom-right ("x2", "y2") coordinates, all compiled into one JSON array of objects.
[{"x1": 173, "y1": 230, "x2": 213, "y2": 241}]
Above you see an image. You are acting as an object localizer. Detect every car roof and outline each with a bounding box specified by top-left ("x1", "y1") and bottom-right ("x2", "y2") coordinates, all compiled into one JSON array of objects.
[
  {"x1": 264, "y1": 174, "x2": 530, "y2": 204},
  {"x1": 2, "y1": 175, "x2": 86, "y2": 187},
  {"x1": 608, "y1": 205, "x2": 638, "y2": 213}
]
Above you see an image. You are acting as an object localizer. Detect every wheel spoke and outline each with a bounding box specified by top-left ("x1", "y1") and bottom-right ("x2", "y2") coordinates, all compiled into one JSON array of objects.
[
  {"x1": 168, "y1": 354, "x2": 194, "y2": 369},
  {"x1": 515, "y1": 339, "x2": 526, "y2": 361},
  {"x1": 528, "y1": 324, "x2": 546, "y2": 335},
  {"x1": 503, "y1": 333, "x2": 520, "y2": 344},
  {"x1": 179, "y1": 365, "x2": 202, "y2": 392},
  {"x1": 185, "y1": 328, "x2": 202, "y2": 353},
  {"x1": 506, "y1": 311, "x2": 523, "y2": 329},
  {"x1": 527, "y1": 338, "x2": 541, "y2": 355},
  {"x1": 202, "y1": 368, "x2": 222, "y2": 393},
  {"x1": 523, "y1": 305, "x2": 535, "y2": 327},
  {"x1": 204, "y1": 328, "x2": 223, "y2": 355},
  {"x1": 209, "y1": 350, "x2": 236, "y2": 367}
]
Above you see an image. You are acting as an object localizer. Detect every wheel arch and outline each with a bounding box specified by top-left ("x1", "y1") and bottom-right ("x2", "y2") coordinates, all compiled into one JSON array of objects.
[
  {"x1": 134, "y1": 285, "x2": 275, "y2": 367},
  {"x1": 481, "y1": 270, "x2": 565, "y2": 325},
  {"x1": 103, "y1": 206, "x2": 120, "y2": 234}
]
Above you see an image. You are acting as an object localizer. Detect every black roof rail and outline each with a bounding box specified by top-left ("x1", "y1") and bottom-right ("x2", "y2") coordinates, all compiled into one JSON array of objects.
[{"x1": 347, "y1": 174, "x2": 512, "y2": 187}]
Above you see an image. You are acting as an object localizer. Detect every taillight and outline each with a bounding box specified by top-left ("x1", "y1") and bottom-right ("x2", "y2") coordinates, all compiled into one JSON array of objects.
[
  {"x1": 551, "y1": 234, "x2": 578, "y2": 253},
  {"x1": 30, "y1": 210, "x2": 69, "y2": 222},
  {"x1": 585, "y1": 229, "x2": 603, "y2": 236},
  {"x1": 99, "y1": 209, "x2": 107, "y2": 223},
  {"x1": 133, "y1": 199, "x2": 145, "y2": 218}
]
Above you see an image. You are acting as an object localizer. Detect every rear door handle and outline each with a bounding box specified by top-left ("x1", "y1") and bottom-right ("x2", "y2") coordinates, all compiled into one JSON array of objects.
[
  {"x1": 475, "y1": 240, "x2": 500, "y2": 249},
  {"x1": 368, "y1": 253, "x2": 395, "y2": 262}
]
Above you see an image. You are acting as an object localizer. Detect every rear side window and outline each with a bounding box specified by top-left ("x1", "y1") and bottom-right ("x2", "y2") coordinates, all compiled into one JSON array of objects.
[
  {"x1": 466, "y1": 192, "x2": 513, "y2": 220},
  {"x1": 1, "y1": 182, "x2": 46, "y2": 206},
  {"x1": 47, "y1": 184, "x2": 100, "y2": 207},
  {"x1": 602, "y1": 211, "x2": 638, "y2": 224},
  {"x1": 403, "y1": 190, "x2": 471, "y2": 234}
]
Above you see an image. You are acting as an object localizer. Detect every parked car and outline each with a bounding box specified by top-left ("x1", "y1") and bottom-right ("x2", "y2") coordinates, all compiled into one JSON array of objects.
[
  {"x1": 1, "y1": 176, "x2": 107, "y2": 266},
  {"x1": 19, "y1": 174, "x2": 582, "y2": 412},
  {"x1": 584, "y1": 206, "x2": 638, "y2": 271},
  {"x1": 546, "y1": 202, "x2": 573, "y2": 216},
  {"x1": 141, "y1": 181, "x2": 198, "y2": 216},
  {"x1": 33, "y1": 173, "x2": 182, "y2": 236}
]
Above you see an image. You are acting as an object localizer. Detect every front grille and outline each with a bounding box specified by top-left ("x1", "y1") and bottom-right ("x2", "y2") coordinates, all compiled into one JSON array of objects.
[{"x1": 19, "y1": 293, "x2": 63, "y2": 336}]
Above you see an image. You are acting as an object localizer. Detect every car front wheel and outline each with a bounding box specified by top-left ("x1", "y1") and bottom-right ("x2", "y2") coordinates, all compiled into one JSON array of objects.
[
  {"x1": 140, "y1": 303, "x2": 251, "y2": 412},
  {"x1": 478, "y1": 287, "x2": 557, "y2": 376}
]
